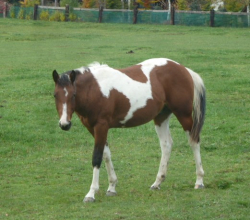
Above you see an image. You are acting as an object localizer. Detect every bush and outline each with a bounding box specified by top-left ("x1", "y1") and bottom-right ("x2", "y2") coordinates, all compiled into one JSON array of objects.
[
  {"x1": 39, "y1": 10, "x2": 50, "y2": 21},
  {"x1": 10, "y1": 7, "x2": 16, "y2": 18},
  {"x1": 25, "y1": 12, "x2": 32, "y2": 20},
  {"x1": 49, "y1": 10, "x2": 65, "y2": 22},
  {"x1": 18, "y1": 8, "x2": 25, "y2": 19},
  {"x1": 60, "y1": 0, "x2": 79, "y2": 7},
  {"x1": 69, "y1": 13, "x2": 77, "y2": 21}
]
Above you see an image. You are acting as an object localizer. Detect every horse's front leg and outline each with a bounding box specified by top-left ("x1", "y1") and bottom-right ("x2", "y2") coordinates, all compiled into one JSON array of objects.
[
  {"x1": 103, "y1": 143, "x2": 117, "y2": 196},
  {"x1": 83, "y1": 122, "x2": 108, "y2": 203}
]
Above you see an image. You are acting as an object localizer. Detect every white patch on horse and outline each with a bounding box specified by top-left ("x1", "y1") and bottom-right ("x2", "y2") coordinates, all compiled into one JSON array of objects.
[
  {"x1": 138, "y1": 58, "x2": 179, "y2": 69},
  {"x1": 59, "y1": 103, "x2": 68, "y2": 126},
  {"x1": 75, "y1": 66, "x2": 87, "y2": 74},
  {"x1": 75, "y1": 62, "x2": 107, "y2": 74},
  {"x1": 63, "y1": 87, "x2": 68, "y2": 97},
  {"x1": 88, "y1": 66, "x2": 149, "y2": 124},
  {"x1": 88, "y1": 58, "x2": 171, "y2": 124}
]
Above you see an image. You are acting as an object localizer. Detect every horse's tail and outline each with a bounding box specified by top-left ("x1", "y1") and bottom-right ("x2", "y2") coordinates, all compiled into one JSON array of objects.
[{"x1": 187, "y1": 68, "x2": 206, "y2": 143}]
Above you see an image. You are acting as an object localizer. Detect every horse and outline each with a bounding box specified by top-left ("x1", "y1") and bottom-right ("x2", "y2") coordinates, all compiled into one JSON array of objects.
[{"x1": 52, "y1": 58, "x2": 206, "y2": 203}]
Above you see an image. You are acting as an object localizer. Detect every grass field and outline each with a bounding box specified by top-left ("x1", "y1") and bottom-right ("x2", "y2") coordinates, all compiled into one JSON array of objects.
[{"x1": 0, "y1": 19, "x2": 250, "y2": 219}]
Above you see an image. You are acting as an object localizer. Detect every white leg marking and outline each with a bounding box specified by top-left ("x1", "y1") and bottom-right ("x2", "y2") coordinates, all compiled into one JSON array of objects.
[
  {"x1": 103, "y1": 145, "x2": 118, "y2": 196},
  {"x1": 187, "y1": 132, "x2": 204, "y2": 189},
  {"x1": 151, "y1": 116, "x2": 173, "y2": 189},
  {"x1": 59, "y1": 103, "x2": 68, "y2": 126},
  {"x1": 84, "y1": 167, "x2": 100, "y2": 202}
]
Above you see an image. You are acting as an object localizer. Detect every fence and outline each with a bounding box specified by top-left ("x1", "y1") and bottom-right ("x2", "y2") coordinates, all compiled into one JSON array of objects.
[{"x1": 1, "y1": 4, "x2": 250, "y2": 28}]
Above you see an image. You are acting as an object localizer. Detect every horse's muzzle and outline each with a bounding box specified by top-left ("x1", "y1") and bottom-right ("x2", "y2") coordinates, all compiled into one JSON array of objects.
[{"x1": 59, "y1": 121, "x2": 72, "y2": 131}]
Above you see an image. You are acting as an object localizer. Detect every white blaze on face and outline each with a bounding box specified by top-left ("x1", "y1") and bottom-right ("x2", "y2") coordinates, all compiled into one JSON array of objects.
[
  {"x1": 59, "y1": 103, "x2": 68, "y2": 126},
  {"x1": 64, "y1": 87, "x2": 68, "y2": 97},
  {"x1": 88, "y1": 58, "x2": 170, "y2": 124}
]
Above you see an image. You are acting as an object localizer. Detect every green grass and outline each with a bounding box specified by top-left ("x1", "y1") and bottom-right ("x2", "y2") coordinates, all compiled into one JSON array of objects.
[{"x1": 0, "y1": 19, "x2": 250, "y2": 219}]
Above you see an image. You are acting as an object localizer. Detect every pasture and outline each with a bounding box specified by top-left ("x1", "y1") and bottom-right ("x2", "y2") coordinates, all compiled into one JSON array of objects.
[{"x1": 0, "y1": 19, "x2": 250, "y2": 219}]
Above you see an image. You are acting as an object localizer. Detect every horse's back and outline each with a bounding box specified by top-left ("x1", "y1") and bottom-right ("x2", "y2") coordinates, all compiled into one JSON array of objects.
[{"x1": 85, "y1": 58, "x2": 201, "y2": 128}]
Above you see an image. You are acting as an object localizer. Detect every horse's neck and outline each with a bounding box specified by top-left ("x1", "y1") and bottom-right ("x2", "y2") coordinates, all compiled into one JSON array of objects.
[{"x1": 75, "y1": 73, "x2": 99, "y2": 116}]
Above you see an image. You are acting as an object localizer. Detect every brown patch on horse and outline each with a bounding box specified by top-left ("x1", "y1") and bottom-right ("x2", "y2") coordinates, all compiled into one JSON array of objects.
[
  {"x1": 124, "y1": 99, "x2": 164, "y2": 127},
  {"x1": 75, "y1": 71, "x2": 131, "y2": 128},
  {"x1": 151, "y1": 61, "x2": 194, "y2": 132},
  {"x1": 108, "y1": 89, "x2": 131, "y2": 127},
  {"x1": 118, "y1": 65, "x2": 147, "y2": 83}
]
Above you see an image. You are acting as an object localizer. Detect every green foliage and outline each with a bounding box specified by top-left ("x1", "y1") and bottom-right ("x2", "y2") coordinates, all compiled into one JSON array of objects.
[
  {"x1": 49, "y1": 10, "x2": 65, "y2": 21},
  {"x1": 177, "y1": 0, "x2": 189, "y2": 10},
  {"x1": 179, "y1": 0, "x2": 214, "y2": 11},
  {"x1": 201, "y1": 0, "x2": 212, "y2": 11},
  {"x1": 17, "y1": 8, "x2": 25, "y2": 19},
  {"x1": 190, "y1": 0, "x2": 201, "y2": 11},
  {"x1": 224, "y1": 0, "x2": 244, "y2": 12},
  {"x1": 0, "y1": 19, "x2": 250, "y2": 219},
  {"x1": 82, "y1": 0, "x2": 99, "y2": 8},
  {"x1": 106, "y1": 0, "x2": 122, "y2": 9},
  {"x1": 39, "y1": 10, "x2": 50, "y2": 21},
  {"x1": 10, "y1": 6, "x2": 16, "y2": 18},
  {"x1": 19, "y1": 0, "x2": 39, "y2": 7},
  {"x1": 60, "y1": 0, "x2": 79, "y2": 7},
  {"x1": 69, "y1": 13, "x2": 78, "y2": 21},
  {"x1": 25, "y1": 11, "x2": 32, "y2": 20}
]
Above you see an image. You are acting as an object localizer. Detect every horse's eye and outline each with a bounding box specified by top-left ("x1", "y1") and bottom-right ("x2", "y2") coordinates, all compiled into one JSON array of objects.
[{"x1": 53, "y1": 94, "x2": 56, "y2": 98}]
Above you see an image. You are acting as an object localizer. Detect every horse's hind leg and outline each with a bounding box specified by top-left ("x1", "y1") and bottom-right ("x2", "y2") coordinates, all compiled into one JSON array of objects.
[
  {"x1": 151, "y1": 110, "x2": 173, "y2": 190},
  {"x1": 187, "y1": 132, "x2": 204, "y2": 189},
  {"x1": 103, "y1": 143, "x2": 118, "y2": 196},
  {"x1": 176, "y1": 115, "x2": 204, "y2": 189}
]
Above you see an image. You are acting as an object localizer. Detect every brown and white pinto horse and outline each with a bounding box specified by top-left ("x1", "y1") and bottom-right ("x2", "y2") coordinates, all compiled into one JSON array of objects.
[{"x1": 52, "y1": 58, "x2": 206, "y2": 203}]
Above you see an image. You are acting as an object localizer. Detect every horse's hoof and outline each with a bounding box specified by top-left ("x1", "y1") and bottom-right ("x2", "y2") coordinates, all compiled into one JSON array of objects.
[
  {"x1": 150, "y1": 185, "x2": 160, "y2": 190},
  {"x1": 194, "y1": 184, "x2": 204, "y2": 189},
  {"x1": 83, "y1": 197, "x2": 95, "y2": 203},
  {"x1": 106, "y1": 191, "x2": 117, "y2": 196}
]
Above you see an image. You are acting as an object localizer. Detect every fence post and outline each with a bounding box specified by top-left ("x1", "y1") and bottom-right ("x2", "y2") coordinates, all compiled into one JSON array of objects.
[
  {"x1": 65, "y1": 4, "x2": 69, "y2": 22},
  {"x1": 98, "y1": 6, "x2": 103, "y2": 23},
  {"x1": 170, "y1": 5, "x2": 175, "y2": 25},
  {"x1": 33, "y1": 4, "x2": 38, "y2": 20},
  {"x1": 3, "y1": 2, "x2": 8, "y2": 18},
  {"x1": 133, "y1": 3, "x2": 139, "y2": 24},
  {"x1": 210, "y1": 9, "x2": 215, "y2": 27}
]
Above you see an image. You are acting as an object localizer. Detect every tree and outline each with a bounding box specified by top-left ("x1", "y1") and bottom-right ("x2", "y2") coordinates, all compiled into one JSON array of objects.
[
  {"x1": 19, "y1": 0, "x2": 39, "y2": 7},
  {"x1": 177, "y1": 0, "x2": 212, "y2": 11},
  {"x1": 224, "y1": 0, "x2": 245, "y2": 12},
  {"x1": 106, "y1": 0, "x2": 122, "y2": 9},
  {"x1": 190, "y1": 0, "x2": 201, "y2": 10},
  {"x1": 60, "y1": 0, "x2": 79, "y2": 7},
  {"x1": 238, "y1": 0, "x2": 250, "y2": 11},
  {"x1": 177, "y1": 0, "x2": 189, "y2": 10}
]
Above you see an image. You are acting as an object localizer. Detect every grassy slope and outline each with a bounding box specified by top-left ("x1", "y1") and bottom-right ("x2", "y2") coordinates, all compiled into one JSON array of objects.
[{"x1": 0, "y1": 19, "x2": 249, "y2": 219}]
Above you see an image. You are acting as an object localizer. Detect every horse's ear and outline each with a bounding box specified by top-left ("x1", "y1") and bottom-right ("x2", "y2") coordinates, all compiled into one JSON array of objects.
[
  {"x1": 52, "y1": 70, "x2": 59, "y2": 83},
  {"x1": 70, "y1": 70, "x2": 76, "y2": 84}
]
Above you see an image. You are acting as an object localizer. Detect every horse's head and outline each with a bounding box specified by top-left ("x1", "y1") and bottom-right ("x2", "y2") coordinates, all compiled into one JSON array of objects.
[{"x1": 52, "y1": 70, "x2": 77, "y2": 131}]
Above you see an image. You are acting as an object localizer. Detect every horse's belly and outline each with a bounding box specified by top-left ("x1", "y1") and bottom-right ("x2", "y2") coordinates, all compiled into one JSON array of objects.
[{"x1": 118, "y1": 99, "x2": 163, "y2": 128}]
